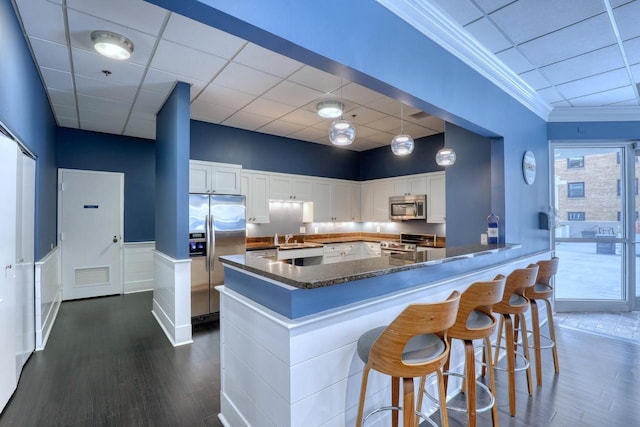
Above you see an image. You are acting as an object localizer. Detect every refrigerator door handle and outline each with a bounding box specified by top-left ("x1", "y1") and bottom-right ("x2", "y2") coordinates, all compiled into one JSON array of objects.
[
  {"x1": 205, "y1": 214, "x2": 210, "y2": 273},
  {"x1": 209, "y1": 213, "x2": 216, "y2": 271}
]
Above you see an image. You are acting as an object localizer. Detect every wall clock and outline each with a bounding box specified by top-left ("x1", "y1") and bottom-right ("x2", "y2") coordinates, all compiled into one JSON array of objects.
[{"x1": 522, "y1": 150, "x2": 536, "y2": 185}]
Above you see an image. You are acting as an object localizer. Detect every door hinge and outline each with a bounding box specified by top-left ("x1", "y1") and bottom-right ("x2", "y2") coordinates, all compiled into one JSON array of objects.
[{"x1": 59, "y1": 182, "x2": 64, "y2": 191}]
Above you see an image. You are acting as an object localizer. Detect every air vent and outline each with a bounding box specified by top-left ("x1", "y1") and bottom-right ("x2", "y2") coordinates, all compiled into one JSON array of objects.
[
  {"x1": 409, "y1": 111, "x2": 430, "y2": 120},
  {"x1": 74, "y1": 267, "x2": 110, "y2": 287}
]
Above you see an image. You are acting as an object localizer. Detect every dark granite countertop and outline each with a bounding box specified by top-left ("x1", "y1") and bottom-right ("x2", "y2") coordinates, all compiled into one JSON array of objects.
[{"x1": 220, "y1": 243, "x2": 520, "y2": 290}]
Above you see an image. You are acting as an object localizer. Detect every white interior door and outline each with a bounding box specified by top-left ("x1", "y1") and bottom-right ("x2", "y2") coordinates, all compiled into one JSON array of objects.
[
  {"x1": 0, "y1": 134, "x2": 18, "y2": 412},
  {"x1": 15, "y1": 153, "x2": 35, "y2": 378},
  {"x1": 59, "y1": 169, "x2": 123, "y2": 300}
]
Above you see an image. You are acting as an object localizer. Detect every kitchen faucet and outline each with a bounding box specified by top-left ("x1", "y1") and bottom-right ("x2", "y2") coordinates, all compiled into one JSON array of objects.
[{"x1": 285, "y1": 233, "x2": 293, "y2": 244}]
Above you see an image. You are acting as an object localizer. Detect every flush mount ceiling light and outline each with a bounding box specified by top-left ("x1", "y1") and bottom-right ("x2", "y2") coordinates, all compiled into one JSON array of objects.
[
  {"x1": 329, "y1": 119, "x2": 357, "y2": 146},
  {"x1": 391, "y1": 104, "x2": 414, "y2": 156},
  {"x1": 435, "y1": 147, "x2": 457, "y2": 166},
  {"x1": 91, "y1": 30, "x2": 134, "y2": 60},
  {"x1": 316, "y1": 100, "x2": 344, "y2": 118}
]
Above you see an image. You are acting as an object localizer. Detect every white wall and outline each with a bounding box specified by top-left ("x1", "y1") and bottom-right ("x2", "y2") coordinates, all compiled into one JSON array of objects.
[{"x1": 124, "y1": 242, "x2": 155, "y2": 294}]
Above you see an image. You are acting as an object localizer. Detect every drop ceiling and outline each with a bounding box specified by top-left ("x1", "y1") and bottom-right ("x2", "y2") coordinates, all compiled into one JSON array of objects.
[{"x1": 11, "y1": 0, "x2": 640, "y2": 151}]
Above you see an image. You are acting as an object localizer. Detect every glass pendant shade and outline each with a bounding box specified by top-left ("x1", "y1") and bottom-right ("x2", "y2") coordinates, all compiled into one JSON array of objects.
[
  {"x1": 329, "y1": 119, "x2": 356, "y2": 146},
  {"x1": 390, "y1": 134, "x2": 414, "y2": 155},
  {"x1": 435, "y1": 147, "x2": 457, "y2": 166}
]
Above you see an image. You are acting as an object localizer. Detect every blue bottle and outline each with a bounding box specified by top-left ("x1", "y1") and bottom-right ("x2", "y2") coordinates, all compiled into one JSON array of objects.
[{"x1": 487, "y1": 213, "x2": 499, "y2": 244}]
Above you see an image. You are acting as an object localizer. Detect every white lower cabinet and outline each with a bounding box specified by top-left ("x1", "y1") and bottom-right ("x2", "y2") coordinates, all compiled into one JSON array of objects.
[
  {"x1": 323, "y1": 242, "x2": 381, "y2": 264},
  {"x1": 361, "y1": 242, "x2": 381, "y2": 257}
]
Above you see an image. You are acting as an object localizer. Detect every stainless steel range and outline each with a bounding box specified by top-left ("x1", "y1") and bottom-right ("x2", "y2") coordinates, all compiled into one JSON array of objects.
[{"x1": 380, "y1": 233, "x2": 438, "y2": 255}]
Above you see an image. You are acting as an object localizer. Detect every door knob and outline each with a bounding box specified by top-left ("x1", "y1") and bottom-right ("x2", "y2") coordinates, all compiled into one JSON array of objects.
[{"x1": 113, "y1": 235, "x2": 119, "y2": 243}]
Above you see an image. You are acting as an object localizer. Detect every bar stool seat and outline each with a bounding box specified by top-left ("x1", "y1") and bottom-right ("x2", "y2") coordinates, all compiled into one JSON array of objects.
[
  {"x1": 492, "y1": 264, "x2": 539, "y2": 417},
  {"x1": 355, "y1": 291, "x2": 461, "y2": 427},
  {"x1": 524, "y1": 257, "x2": 560, "y2": 386},
  {"x1": 419, "y1": 276, "x2": 505, "y2": 427}
]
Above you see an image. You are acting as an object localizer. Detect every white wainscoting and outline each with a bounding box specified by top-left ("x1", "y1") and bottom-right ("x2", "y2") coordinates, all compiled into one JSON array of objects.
[
  {"x1": 151, "y1": 250, "x2": 192, "y2": 347},
  {"x1": 124, "y1": 242, "x2": 155, "y2": 294},
  {"x1": 34, "y1": 247, "x2": 61, "y2": 351},
  {"x1": 218, "y1": 252, "x2": 552, "y2": 427}
]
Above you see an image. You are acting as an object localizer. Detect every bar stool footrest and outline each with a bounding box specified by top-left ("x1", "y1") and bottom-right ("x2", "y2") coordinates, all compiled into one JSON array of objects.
[
  {"x1": 420, "y1": 372, "x2": 496, "y2": 415},
  {"x1": 526, "y1": 330, "x2": 556, "y2": 350},
  {"x1": 363, "y1": 405, "x2": 438, "y2": 427},
  {"x1": 492, "y1": 344, "x2": 531, "y2": 372}
]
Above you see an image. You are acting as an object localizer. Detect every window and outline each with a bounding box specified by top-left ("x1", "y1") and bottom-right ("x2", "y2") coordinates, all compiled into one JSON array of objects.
[
  {"x1": 616, "y1": 211, "x2": 639, "y2": 221},
  {"x1": 568, "y1": 212, "x2": 585, "y2": 221},
  {"x1": 567, "y1": 156, "x2": 584, "y2": 168},
  {"x1": 568, "y1": 182, "x2": 585, "y2": 198},
  {"x1": 616, "y1": 178, "x2": 638, "y2": 196}
]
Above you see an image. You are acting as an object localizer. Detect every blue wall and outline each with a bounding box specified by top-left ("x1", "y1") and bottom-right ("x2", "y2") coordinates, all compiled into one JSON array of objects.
[
  {"x1": 0, "y1": 1, "x2": 57, "y2": 260},
  {"x1": 548, "y1": 121, "x2": 640, "y2": 140},
  {"x1": 149, "y1": 0, "x2": 551, "y2": 255},
  {"x1": 156, "y1": 82, "x2": 190, "y2": 259},
  {"x1": 56, "y1": 128, "x2": 155, "y2": 242}
]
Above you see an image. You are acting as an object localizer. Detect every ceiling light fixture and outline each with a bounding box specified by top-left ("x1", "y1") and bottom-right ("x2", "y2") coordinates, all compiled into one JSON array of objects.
[
  {"x1": 328, "y1": 81, "x2": 356, "y2": 146},
  {"x1": 91, "y1": 30, "x2": 134, "y2": 60},
  {"x1": 316, "y1": 100, "x2": 344, "y2": 118},
  {"x1": 435, "y1": 147, "x2": 457, "y2": 166},
  {"x1": 391, "y1": 104, "x2": 414, "y2": 156}
]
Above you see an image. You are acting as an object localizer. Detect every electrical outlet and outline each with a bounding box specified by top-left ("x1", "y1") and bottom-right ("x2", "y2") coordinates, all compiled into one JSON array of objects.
[
  {"x1": 376, "y1": 225, "x2": 380, "y2": 233},
  {"x1": 314, "y1": 226, "x2": 318, "y2": 234},
  {"x1": 299, "y1": 226, "x2": 306, "y2": 234}
]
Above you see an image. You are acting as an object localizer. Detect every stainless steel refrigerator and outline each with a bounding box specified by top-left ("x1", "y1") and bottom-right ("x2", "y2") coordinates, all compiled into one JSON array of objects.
[{"x1": 189, "y1": 194, "x2": 246, "y2": 321}]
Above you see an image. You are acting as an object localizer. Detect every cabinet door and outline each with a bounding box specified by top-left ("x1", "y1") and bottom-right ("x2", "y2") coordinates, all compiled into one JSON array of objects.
[
  {"x1": 269, "y1": 175, "x2": 293, "y2": 200},
  {"x1": 211, "y1": 165, "x2": 241, "y2": 194},
  {"x1": 323, "y1": 244, "x2": 341, "y2": 264},
  {"x1": 350, "y1": 183, "x2": 361, "y2": 222},
  {"x1": 243, "y1": 172, "x2": 270, "y2": 223},
  {"x1": 360, "y1": 182, "x2": 373, "y2": 221},
  {"x1": 332, "y1": 182, "x2": 351, "y2": 221},
  {"x1": 362, "y1": 242, "x2": 381, "y2": 258},
  {"x1": 427, "y1": 172, "x2": 446, "y2": 223},
  {"x1": 391, "y1": 179, "x2": 409, "y2": 196},
  {"x1": 373, "y1": 180, "x2": 392, "y2": 221},
  {"x1": 408, "y1": 176, "x2": 427, "y2": 195},
  {"x1": 312, "y1": 181, "x2": 332, "y2": 221},
  {"x1": 292, "y1": 178, "x2": 313, "y2": 201},
  {"x1": 189, "y1": 162, "x2": 211, "y2": 193},
  {"x1": 343, "y1": 243, "x2": 360, "y2": 261}
]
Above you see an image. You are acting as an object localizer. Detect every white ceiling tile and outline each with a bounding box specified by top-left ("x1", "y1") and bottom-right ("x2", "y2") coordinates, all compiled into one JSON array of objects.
[
  {"x1": 76, "y1": 94, "x2": 130, "y2": 118},
  {"x1": 343, "y1": 125, "x2": 379, "y2": 139},
  {"x1": 557, "y1": 68, "x2": 631, "y2": 100},
  {"x1": 610, "y1": 0, "x2": 634, "y2": 7},
  {"x1": 14, "y1": 0, "x2": 66, "y2": 44},
  {"x1": 488, "y1": 0, "x2": 605, "y2": 45},
  {"x1": 79, "y1": 115, "x2": 125, "y2": 134},
  {"x1": 233, "y1": 43, "x2": 303, "y2": 78},
  {"x1": 496, "y1": 48, "x2": 534, "y2": 74},
  {"x1": 213, "y1": 62, "x2": 281, "y2": 96},
  {"x1": 365, "y1": 116, "x2": 400, "y2": 132},
  {"x1": 72, "y1": 48, "x2": 145, "y2": 85},
  {"x1": 150, "y1": 39, "x2": 228, "y2": 82},
  {"x1": 289, "y1": 127, "x2": 328, "y2": 142},
  {"x1": 66, "y1": 0, "x2": 167, "y2": 35},
  {"x1": 537, "y1": 87, "x2": 566, "y2": 104},
  {"x1": 287, "y1": 66, "x2": 342, "y2": 93},
  {"x1": 74, "y1": 74, "x2": 137, "y2": 104},
  {"x1": 279, "y1": 109, "x2": 325, "y2": 127},
  {"x1": 519, "y1": 69, "x2": 551, "y2": 90},
  {"x1": 57, "y1": 117, "x2": 79, "y2": 128},
  {"x1": 402, "y1": 123, "x2": 431, "y2": 138},
  {"x1": 366, "y1": 132, "x2": 396, "y2": 144},
  {"x1": 66, "y1": 10, "x2": 158, "y2": 67},
  {"x1": 190, "y1": 100, "x2": 236, "y2": 124},
  {"x1": 366, "y1": 97, "x2": 403, "y2": 115},
  {"x1": 142, "y1": 69, "x2": 207, "y2": 98},
  {"x1": 347, "y1": 106, "x2": 388, "y2": 125},
  {"x1": 52, "y1": 104, "x2": 77, "y2": 120},
  {"x1": 40, "y1": 67, "x2": 74, "y2": 92},
  {"x1": 613, "y1": 1, "x2": 640, "y2": 41},
  {"x1": 222, "y1": 110, "x2": 274, "y2": 130},
  {"x1": 162, "y1": 13, "x2": 246, "y2": 58},
  {"x1": 124, "y1": 113, "x2": 156, "y2": 140},
  {"x1": 196, "y1": 84, "x2": 255, "y2": 110},
  {"x1": 29, "y1": 37, "x2": 70, "y2": 72},
  {"x1": 262, "y1": 81, "x2": 323, "y2": 107},
  {"x1": 540, "y1": 45, "x2": 625, "y2": 85},
  {"x1": 474, "y1": 0, "x2": 515, "y2": 14},
  {"x1": 340, "y1": 83, "x2": 384, "y2": 105},
  {"x1": 404, "y1": 113, "x2": 445, "y2": 132},
  {"x1": 258, "y1": 120, "x2": 306, "y2": 137},
  {"x1": 464, "y1": 17, "x2": 513, "y2": 52},
  {"x1": 48, "y1": 89, "x2": 76, "y2": 108},
  {"x1": 518, "y1": 14, "x2": 618, "y2": 67},
  {"x1": 623, "y1": 37, "x2": 640, "y2": 65},
  {"x1": 551, "y1": 100, "x2": 573, "y2": 107},
  {"x1": 430, "y1": 0, "x2": 482, "y2": 26},
  {"x1": 568, "y1": 85, "x2": 636, "y2": 106},
  {"x1": 132, "y1": 89, "x2": 167, "y2": 114},
  {"x1": 606, "y1": 98, "x2": 639, "y2": 106},
  {"x1": 242, "y1": 98, "x2": 296, "y2": 119}
]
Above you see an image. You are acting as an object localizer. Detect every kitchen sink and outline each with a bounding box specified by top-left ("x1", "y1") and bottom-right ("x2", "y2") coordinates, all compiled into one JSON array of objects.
[{"x1": 277, "y1": 242, "x2": 323, "y2": 250}]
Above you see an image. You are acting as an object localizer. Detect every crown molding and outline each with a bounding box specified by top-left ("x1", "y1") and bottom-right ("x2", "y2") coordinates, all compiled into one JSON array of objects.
[
  {"x1": 376, "y1": 0, "x2": 552, "y2": 121},
  {"x1": 548, "y1": 106, "x2": 640, "y2": 122}
]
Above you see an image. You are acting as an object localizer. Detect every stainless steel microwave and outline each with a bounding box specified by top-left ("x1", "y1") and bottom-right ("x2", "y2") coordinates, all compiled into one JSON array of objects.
[{"x1": 389, "y1": 195, "x2": 426, "y2": 220}]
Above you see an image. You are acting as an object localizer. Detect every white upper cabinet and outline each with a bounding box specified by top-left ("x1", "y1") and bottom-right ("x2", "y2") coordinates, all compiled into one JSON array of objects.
[
  {"x1": 372, "y1": 180, "x2": 392, "y2": 221},
  {"x1": 426, "y1": 172, "x2": 446, "y2": 223},
  {"x1": 189, "y1": 160, "x2": 242, "y2": 194},
  {"x1": 391, "y1": 175, "x2": 427, "y2": 196},
  {"x1": 241, "y1": 171, "x2": 270, "y2": 223},
  {"x1": 269, "y1": 174, "x2": 313, "y2": 201},
  {"x1": 331, "y1": 181, "x2": 351, "y2": 221},
  {"x1": 312, "y1": 180, "x2": 332, "y2": 221},
  {"x1": 350, "y1": 183, "x2": 361, "y2": 222},
  {"x1": 360, "y1": 182, "x2": 373, "y2": 222}
]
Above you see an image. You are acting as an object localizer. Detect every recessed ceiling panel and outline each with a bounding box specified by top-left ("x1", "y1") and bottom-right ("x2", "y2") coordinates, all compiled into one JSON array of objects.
[
  {"x1": 495, "y1": 48, "x2": 534, "y2": 74},
  {"x1": 233, "y1": 43, "x2": 303, "y2": 78},
  {"x1": 72, "y1": 48, "x2": 145, "y2": 85},
  {"x1": 556, "y1": 68, "x2": 631, "y2": 100},
  {"x1": 40, "y1": 67, "x2": 74, "y2": 92},
  {"x1": 29, "y1": 38, "x2": 70, "y2": 72},
  {"x1": 74, "y1": 74, "x2": 137, "y2": 104},
  {"x1": 242, "y1": 98, "x2": 297, "y2": 120},
  {"x1": 540, "y1": 45, "x2": 625, "y2": 85},
  {"x1": 151, "y1": 39, "x2": 228, "y2": 82},
  {"x1": 612, "y1": 1, "x2": 640, "y2": 41},
  {"x1": 519, "y1": 69, "x2": 551, "y2": 91},
  {"x1": 66, "y1": 0, "x2": 167, "y2": 35},
  {"x1": 222, "y1": 110, "x2": 274, "y2": 130},
  {"x1": 568, "y1": 85, "x2": 635, "y2": 106},
  {"x1": 262, "y1": 81, "x2": 323, "y2": 108},
  {"x1": 213, "y1": 62, "x2": 282, "y2": 96},
  {"x1": 190, "y1": 100, "x2": 236, "y2": 124},
  {"x1": 430, "y1": 0, "x2": 482, "y2": 26},
  {"x1": 196, "y1": 84, "x2": 255, "y2": 110},
  {"x1": 464, "y1": 17, "x2": 512, "y2": 52},
  {"x1": 287, "y1": 66, "x2": 342, "y2": 94},
  {"x1": 16, "y1": 0, "x2": 66, "y2": 44}
]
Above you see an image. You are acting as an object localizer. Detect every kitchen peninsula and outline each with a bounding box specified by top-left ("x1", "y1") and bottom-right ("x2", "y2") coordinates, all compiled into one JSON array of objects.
[{"x1": 216, "y1": 242, "x2": 552, "y2": 427}]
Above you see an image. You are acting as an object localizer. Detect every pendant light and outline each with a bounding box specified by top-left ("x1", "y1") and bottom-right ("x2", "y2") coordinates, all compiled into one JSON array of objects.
[
  {"x1": 328, "y1": 81, "x2": 356, "y2": 146},
  {"x1": 435, "y1": 147, "x2": 456, "y2": 166},
  {"x1": 316, "y1": 101, "x2": 344, "y2": 119},
  {"x1": 391, "y1": 104, "x2": 414, "y2": 156}
]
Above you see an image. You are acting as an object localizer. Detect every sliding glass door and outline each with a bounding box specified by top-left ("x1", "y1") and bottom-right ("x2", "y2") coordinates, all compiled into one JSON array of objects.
[{"x1": 552, "y1": 144, "x2": 637, "y2": 312}]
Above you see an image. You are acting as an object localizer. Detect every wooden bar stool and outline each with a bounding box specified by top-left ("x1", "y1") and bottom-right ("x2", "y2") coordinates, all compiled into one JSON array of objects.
[
  {"x1": 524, "y1": 257, "x2": 560, "y2": 386},
  {"x1": 492, "y1": 264, "x2": 538, "y2": 417},
  {"x1": 355, "y1": 291, "x2": 461, "y2": 427}
]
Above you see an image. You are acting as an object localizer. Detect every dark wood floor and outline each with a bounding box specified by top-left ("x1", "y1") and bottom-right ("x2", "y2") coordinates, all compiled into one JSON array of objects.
[
  {"x1": 1, "y1": 292, "x2": 640, "y2": 426},
  {"x1": 0, "y1": 292, "x2": 223, "y2": 427}
]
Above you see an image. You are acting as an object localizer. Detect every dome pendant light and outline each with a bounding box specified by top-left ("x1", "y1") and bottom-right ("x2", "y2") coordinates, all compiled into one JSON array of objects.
[
  {"x1": 316, "y1": 100, "x2": 344, "y2": 118},
  {"x1": 391, "y1": 104, "x2": 414, "y2": 156},
  {"x1": 91, "y1": 30, "x2": 134, "y2": 60},
  {"x1": 435, "y1": 147, "x2": 456, "y2": 166},
  {"x1": 328, "y1": 80, "x2": 356, "y2": 146}
]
